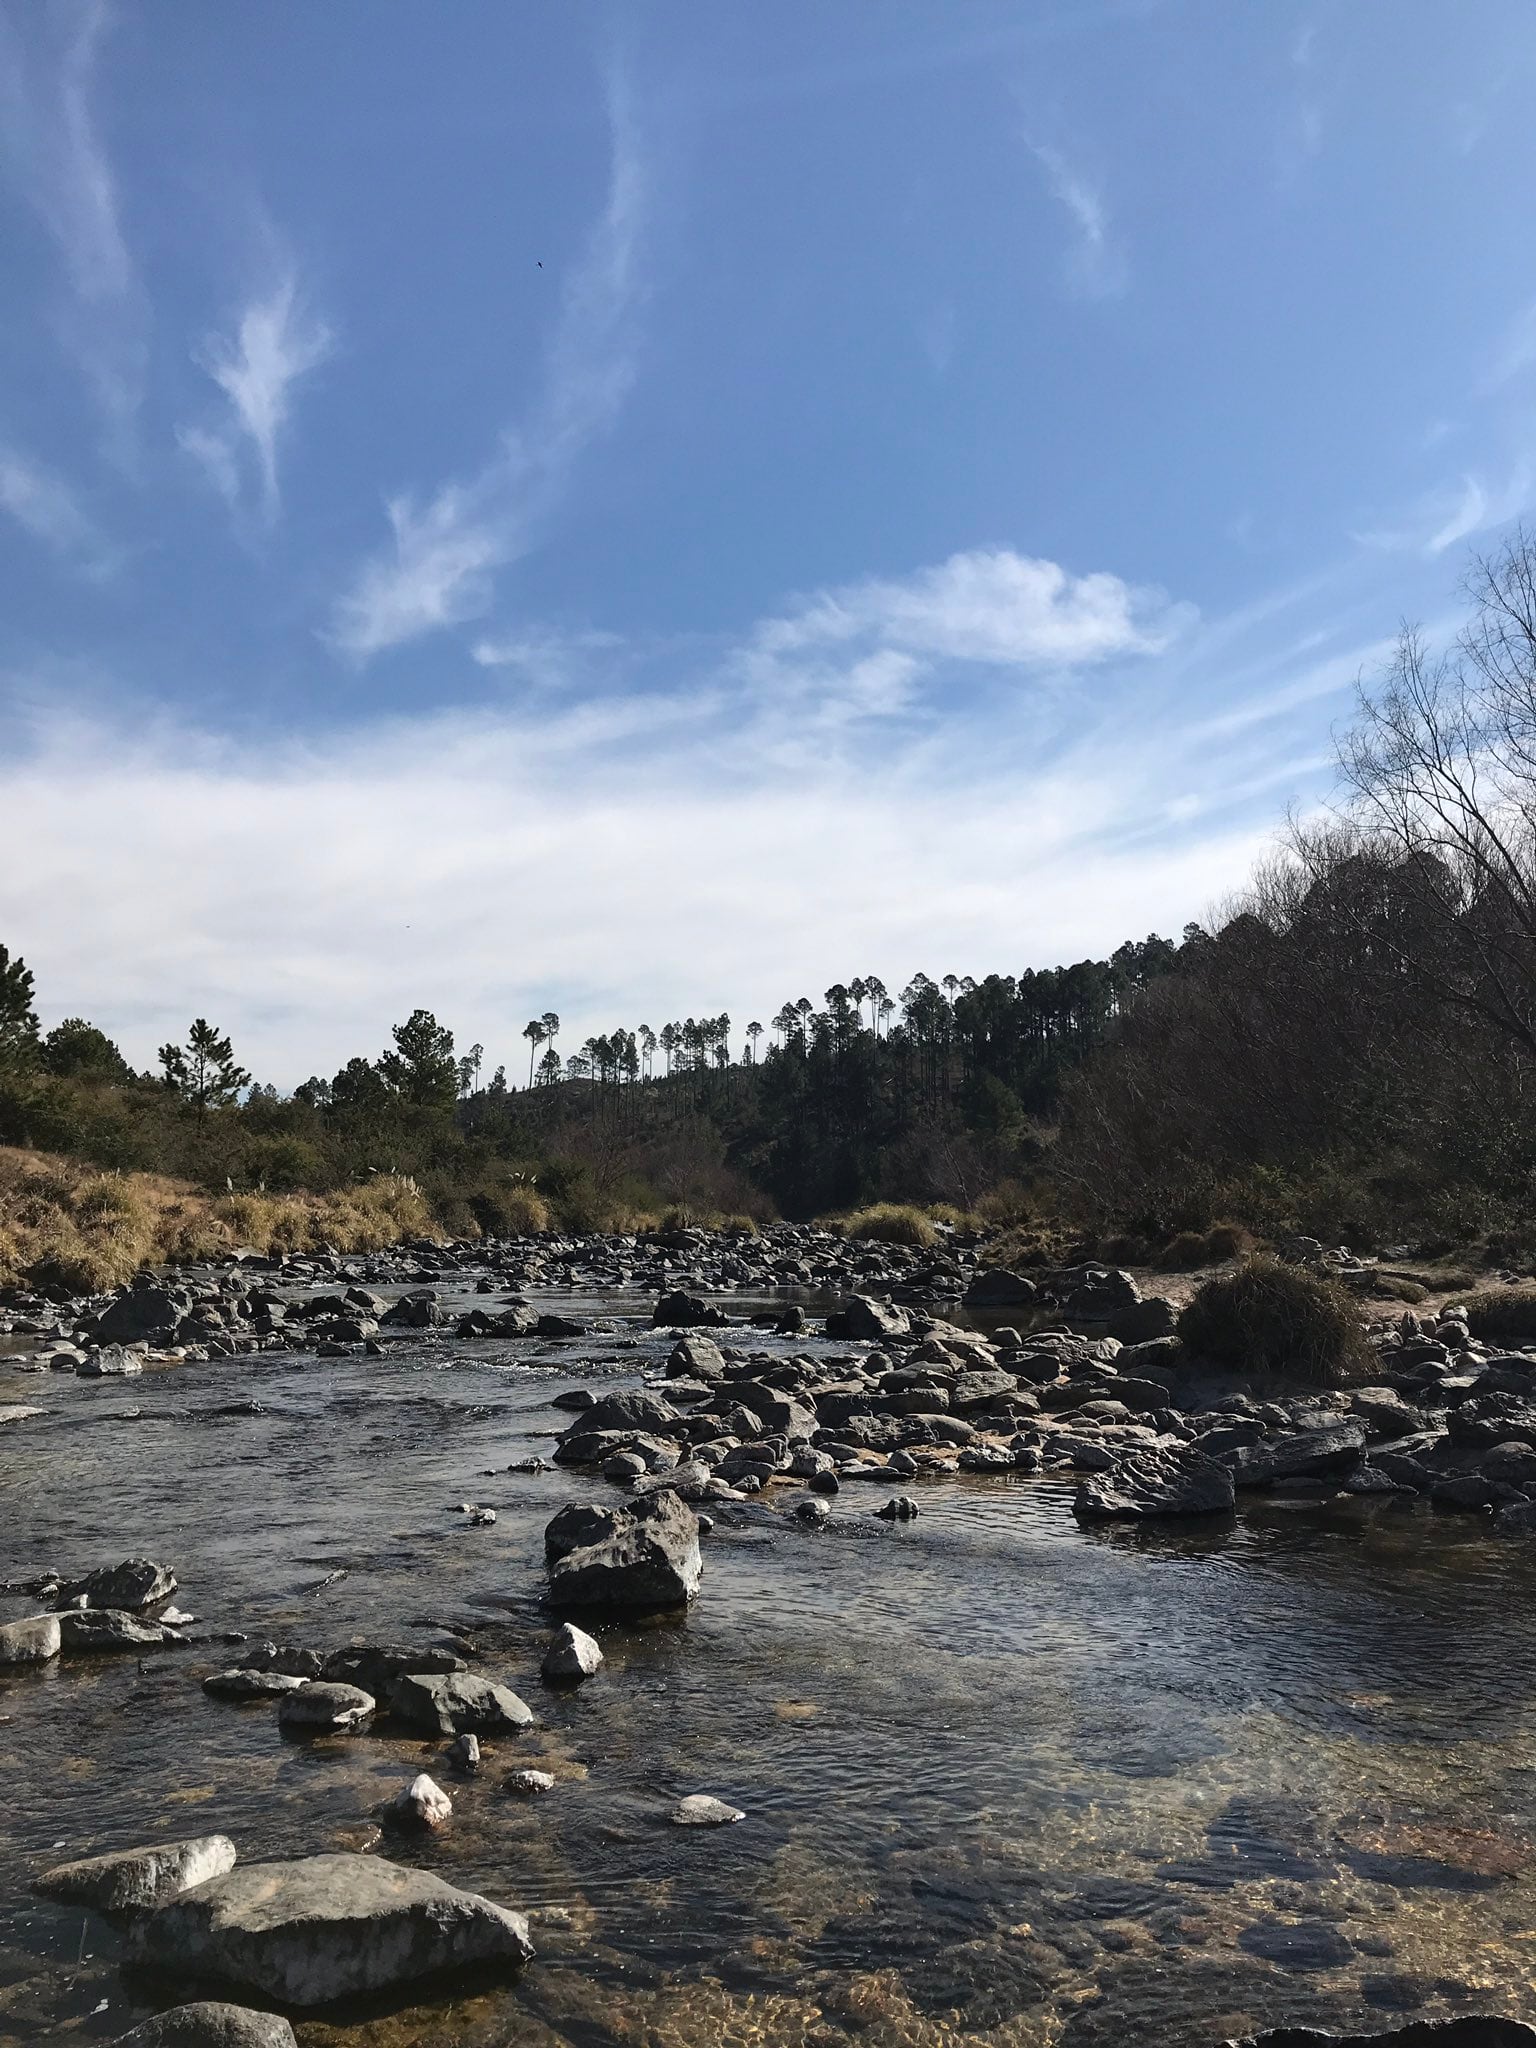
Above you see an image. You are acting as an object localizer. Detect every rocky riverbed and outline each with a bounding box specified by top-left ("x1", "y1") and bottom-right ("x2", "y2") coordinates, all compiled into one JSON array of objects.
[{"x1": 5, "y1": 1226, "x2": 1536, "y2": 2047}]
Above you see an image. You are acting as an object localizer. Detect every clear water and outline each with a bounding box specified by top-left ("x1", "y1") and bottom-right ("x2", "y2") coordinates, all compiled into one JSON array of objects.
[{"x1": 4, "y1": 1269, "x2": 1536, "y2": 2047}]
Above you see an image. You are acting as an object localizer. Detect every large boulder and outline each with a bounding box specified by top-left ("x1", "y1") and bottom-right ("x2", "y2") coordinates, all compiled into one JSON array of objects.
[
  {"x1": 109, "y1": 2004, "x2": 297, "y2": 2048},
  {"x1": 387, "y1": 1672, "x2": 536, "y2": 1736},
  {"x1": 95, "y1": 1286, "x2": 190, "y2": 1345},
  {"x1": 0, "y1": 1614, "x2": 62, "y2": 1665},
  {"x1": 1105, "y1": 1297, "x2": 1179, "y2": 1344},
  {"x1": 962, "y1": 1269, "x2": 1038, "y2": 1309},
  {"x1": 1220, "y1": 1422, "x2": 1367, "y2": 1488},
  {"x1": 1074, "y1": 1444, "x2": 1235, "y2": 1520},
  {"x1": 60, "y1": 1611, "x2": 183, "y2": 1654},
  {"x1": 320, "y1": 1643, "x2": 465, "y2": 1694},
  {"x1": 665, "y1": 1334, "x2": 727, "y2": 1382},
  {"x1": 842, "y1": 1296, "x2": 911, "y2": 1341},
  {"x1": 125, "y1": 1853, "x2": 533, "y2": 2006},
  {"x1": 572, "y1": 1389, "x2": 681, "y2": 1435},
  {"x1": 652, "y1": 1291, "x2": 729, "y2": 1329},
  {"x1": 546, "y1": 1490, "x2": 702, "y2": 1614},
  {"x1": 59, "y1": 1558, "x2": 177, "y2": 1612},
  {"x1": 37, "y1": 1836, "x2": 237, "y2": 1913}
]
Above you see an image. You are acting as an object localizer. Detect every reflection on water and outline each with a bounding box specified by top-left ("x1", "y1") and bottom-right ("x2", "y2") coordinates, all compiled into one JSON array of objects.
[{"x1": 4, "y1": 1270, "x2": 1536, "y2": 2046}]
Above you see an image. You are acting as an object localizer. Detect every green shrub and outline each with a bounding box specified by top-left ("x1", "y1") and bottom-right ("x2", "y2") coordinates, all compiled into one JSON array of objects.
[
  {"x1": 1178, "y1": 1256, "x2": 1370, "y2": 1385},
  {"x1": 842, "y1": 1203, "x2": 938, "y2": 1248}
]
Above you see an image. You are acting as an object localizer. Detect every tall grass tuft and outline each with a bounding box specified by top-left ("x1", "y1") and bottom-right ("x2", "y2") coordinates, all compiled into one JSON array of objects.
[{"x1": 1178, "y1": 1256, "x2": 1370, "y2": 1385}]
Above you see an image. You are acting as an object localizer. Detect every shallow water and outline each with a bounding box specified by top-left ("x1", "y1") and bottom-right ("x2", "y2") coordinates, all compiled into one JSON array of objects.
[{"x1": 4, "y1": 1268, "x2": 1536, "y2": 2047}]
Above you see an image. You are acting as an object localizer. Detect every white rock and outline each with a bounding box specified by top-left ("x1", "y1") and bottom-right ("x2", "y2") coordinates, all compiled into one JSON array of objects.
[
  {"x1": 36, "y1": 1834, "x2": 237, "y2": 1911},
  {"x1": 541, "y1": 1622, "x2": 603, "y2": 1682},
  {"x1": 671, "y1": 1794, "x2": 746, "y2": 1826},
  {"x1": 506, "y1": 1770, "x2": 556, "y2": 1797},
  {"x1": 390, "y1": 1774, "x2": 452, "y2": 1828}
]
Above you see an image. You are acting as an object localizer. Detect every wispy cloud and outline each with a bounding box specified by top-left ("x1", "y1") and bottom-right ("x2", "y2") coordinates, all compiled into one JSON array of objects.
[
  {"x1": 0, "y1": 444, "x2": 113, "y2": 574},
  {"x1": 0, "y1": 1, "x2": 144, "y2": 447},
  {"x1": 1484, "y1": 300, "x2": 1536, "y2": 393},
  {"x1": 179, "y1": 273, "x2": 334, "y2": 525},
  {"x1": 329, "y1": 76, "x2": 647, "y2": 661},
  {"x1": 1023, "y1": 136, "x2": 1126, "y2": 300},
  {"x1": 1354, "y1": 464, "x2": 1533, "y2": 557}
]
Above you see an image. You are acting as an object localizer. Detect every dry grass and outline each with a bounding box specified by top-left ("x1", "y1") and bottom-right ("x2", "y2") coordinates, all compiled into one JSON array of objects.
[
  {"x1": 0, "y1": 1147, "x2": 439, "y2": 1292},
  {"x1": 1453, "y1": 1287, "x2": 1536, "y2": 1347},
  {"x1": 1155, "y1": 1221, "x2": 1254, "y2": 1270},
  {"x1": 839, "y1": 1203, "x2": 940, "y2": 1249},
  {"x1": 1178, "y1": 1255, "x2": 1371, "y2": 1385}
]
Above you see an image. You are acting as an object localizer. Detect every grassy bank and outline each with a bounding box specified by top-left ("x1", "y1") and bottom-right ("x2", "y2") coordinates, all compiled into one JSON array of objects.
[{"x1": 0, "y1": 1148, "x2": 442, "y2": 1293}]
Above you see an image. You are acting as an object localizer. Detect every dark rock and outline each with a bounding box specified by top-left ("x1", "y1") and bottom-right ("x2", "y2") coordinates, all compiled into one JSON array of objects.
[
  {"x1": 1222, "y1": 1423, "x2": 1366, "y2": 1488},
  {"x1": 388, "y1": 1672, "x2": 536, "y2": 1735},
  {"x1": 546, "y1": 1490, "x2": 702, "y2": 1613},
  {"x1": 963, "y1": 1270, "x2": 1038, "y2": 1308},
  {"x1": 108, "y1": 2003, "x2": 297, "y2": 2048},
  {"x1": 1074, "y1": 1444, "x2": 1235, "y2": 1520}
]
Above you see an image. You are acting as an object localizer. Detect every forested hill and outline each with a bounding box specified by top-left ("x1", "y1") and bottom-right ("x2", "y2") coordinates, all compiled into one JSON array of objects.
[{"x1": 0, "y1": 932, "x2": 1192, "y2": 1230}]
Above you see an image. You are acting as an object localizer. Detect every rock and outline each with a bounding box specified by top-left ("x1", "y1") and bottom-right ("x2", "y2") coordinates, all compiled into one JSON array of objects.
[
  {"x1": 275, "y1": 1682, "x2": 374, "y2": 1733},
  {"x1": 60, "y1": 1610, "x2": 182, "y2": 1654},
  {"x1": 78, "y1": 1345, "x2": 145, "y2": 1377},
  {"x1": 875, "y1": 1496, "x2": 918, "y2": 1521},
  {"x1": 666, "y1": 1333, "x2": 728, "y2": 1381},
  {"x1": 125, "y1": 1853, "x2": 533, "y2": 2006},
  {"x1": 240, "y1": 1645, "x2": 323, "y2": 1679},
  {"x1": 388, "y1": 1671, "x2": 536, "y2": 1735},
  {"x1": 1105, "y1": 1297, "x2": 1179, "y2": 1344},
  {"x1": 320, "y1": 1642, "x2": 464, "y2": 1694},
  {"x1": 546, "y1": 1490, "x2": 703, "y2": 1614},
  {"x1": 60, "y1": 1558, "x2": 177, "y2": 1612},
  {"x1": 1230, "y1": 2024, "x2": 1536, "y2": 2048},
  {"x1": 506, "y1": 1769, "x2": 556, "y2": 1796},
  {"x1": 843, "y1": 1295, "x2": 911, "y2": 1341},
  {"x1": 542, "y1": 1622, "x2": 603, "y2": 1682},
  {"x1": 96, "y1": 1286, "x2": 189, "y2": 1344},
  {"x1": 1222, "y1": 1423, "x2": 1367, "y2": 1488},
  {"x1": 108, "y1": 2002, "x2": 297, "y2": 2048},
  {"x1": 447, "y1": 1732, "x2": 480, "y2": 1773},
  {"x1": 0, "y1": 1613, "x2": 62, "y2": 1665},
  {"x1": 962, "y1": 1269, "x2": 1038, "y2": 1308},
  {"x1": 204, "y1": 1670, "x2": 310, "y2": 1701},
  {"x1": 671, "y1": 1795, "x2": 745, "y2": 1826},
  {"x1": 1074, "y1": 1444, "x2": 1235, "y2": 1520},
  {"x1": 388, "y1": 1774, "x2": 452, "y2": 1828},
  {"x1": 379, "y1": 1293, "x2": 448, "y2": 1329},
  {"x1": 653, "y1": 1291, "x2": 729, "y2": 1329},
  {"x1": 36, "y1": 1835, "x2": 237, "y2": 1912}
]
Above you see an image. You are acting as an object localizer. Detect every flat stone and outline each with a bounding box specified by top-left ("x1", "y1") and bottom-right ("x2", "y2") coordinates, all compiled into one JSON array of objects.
[
  {"x1": 0, "y1": 1404, "x2": 44, "y2": 1425},
  {"x1": 60, "y1": 1558, "x2": 177, "y2": 1612},
  {"x1": 125, "y1": 1852, "x2": 533, "y2": 2006},
  {"x1": 320, "y1": 1642, "x2": 464, "y2": 1693},
  {"x1": 37, "y1": 1835, "x2": 237, "y2": 1912},
  {"x1": 0, "y1": 1613, "x2": 62, "y2": 1665},
  {"x1": 388, "y1": 1671, "x2": 536, "y2": 1735},
  {"x1": 204, "y1": 1671, "x2": 310, "y2": 1701},
  {"x1": 1231, "y1": 2023, "x2": 1536, "y2": 2048},
  {"x1": 109, "y1": 2003, "x2": 297, "y2": 2048},
  {"x1": 671, "y1": 1794, "x2": 745, "y2": 1826},
  {"x1": 275, "y1": 1683, "x2": 374, "y2": 1733},
  {"x1": 60, "y1": 1611, "x2": 182, "y2": 1654}
]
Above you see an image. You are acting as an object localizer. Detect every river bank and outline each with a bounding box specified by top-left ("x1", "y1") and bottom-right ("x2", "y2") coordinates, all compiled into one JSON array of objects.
[{"x1": 5, "y1": 1232, "x2": 1536, "y2": 2046}]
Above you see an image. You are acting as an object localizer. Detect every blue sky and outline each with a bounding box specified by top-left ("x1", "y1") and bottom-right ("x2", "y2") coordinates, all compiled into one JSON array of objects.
[{"x1": 3, "y1": 0, "x2": 1535, "y2": 1084}]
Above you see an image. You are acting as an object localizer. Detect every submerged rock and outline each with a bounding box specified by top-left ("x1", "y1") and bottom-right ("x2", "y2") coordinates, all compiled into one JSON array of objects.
[
  {"x1": 37, "y1": 1835, "x2": 237, "y2": 1912},
  {"x1": 671, "y1": 1794, "x2": 746, "y2": 1826},
  {"x1": 125, "y1": 1853, "x2": 533, "y2": 2006},
  {"x1": 1074, "y1": 1443, "x2": 1236, "y2": 1520},
  {"x1": 110, "y1": 2003, "x2": 297, "y2": 2048},
  {"x1": 1231, "y1": 2022, "x2": 1536, "y2": 2048},
  {"x1": 546, "y1": 1490, "x2": 702, "y2": 1614}
]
